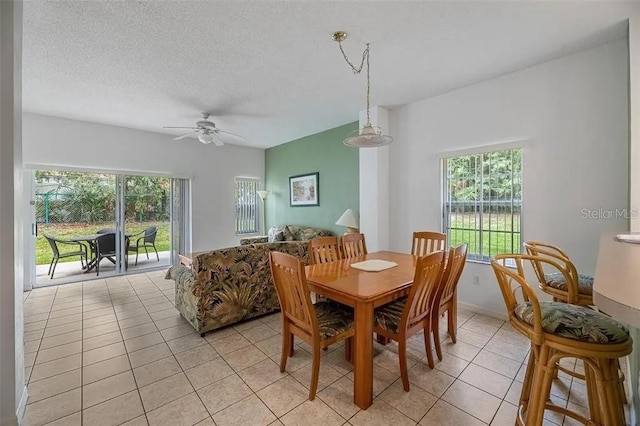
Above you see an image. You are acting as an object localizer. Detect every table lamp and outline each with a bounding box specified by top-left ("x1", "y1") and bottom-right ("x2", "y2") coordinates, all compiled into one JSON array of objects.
[
  {"x1": 257, "y1": 190, "x2": 270, "y2": 234},
  {"x1": 335, "y1": 209, "x2": 359, "y2": 234}
]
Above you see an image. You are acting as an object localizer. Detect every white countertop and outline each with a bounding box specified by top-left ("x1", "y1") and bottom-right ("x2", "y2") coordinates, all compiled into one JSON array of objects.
[{"x1": 594, "y1": 232, "x2": 640, "y2": 328}]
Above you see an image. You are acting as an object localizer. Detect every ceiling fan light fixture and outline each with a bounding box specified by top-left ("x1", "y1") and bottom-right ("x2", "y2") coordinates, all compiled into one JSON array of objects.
[
  {"x1": 198, "y1": 129, "x2": 214, "y2": 144},
  {"x1": 332, "y1": 31, "x2": 393, "y2": 149}
]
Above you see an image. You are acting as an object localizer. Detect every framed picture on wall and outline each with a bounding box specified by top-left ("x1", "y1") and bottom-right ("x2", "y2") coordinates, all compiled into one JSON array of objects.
[{"x1": 289, "y1": 172, "x2": 319, "y2": 207}]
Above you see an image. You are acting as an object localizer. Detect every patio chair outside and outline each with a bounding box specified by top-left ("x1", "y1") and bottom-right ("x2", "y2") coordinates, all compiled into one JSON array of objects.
[
  {"x1": 96, "y1": 227, "x2": 116, "y2": 234},
  {"x1": 127, "y1": 226, "x2": 159, "y2": 266},
  {"x1": 44, "y1": 235, "x2": 87, "y2": 279},
  {"x1": 95, "y1": 233, "x2": 117, "y2": 276}
]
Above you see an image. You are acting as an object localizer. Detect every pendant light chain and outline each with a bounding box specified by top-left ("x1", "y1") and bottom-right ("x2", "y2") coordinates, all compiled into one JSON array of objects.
[
  {"x1": 333, "y1": 31, "x2": 392, "y2": 147},
  {"x1": 366, "y1": 43, "x2": 370, "y2": 125},
  {"x1": 338, "y1": 41, "x2": 372, "y2": 124}
]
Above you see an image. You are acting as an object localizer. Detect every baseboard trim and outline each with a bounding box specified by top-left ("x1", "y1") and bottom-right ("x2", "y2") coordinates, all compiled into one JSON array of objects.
[
  {"x1": 458, "y1": 301, "x2": 507, "y2": 321},
  {"x1": 17, "y1": 386, "x2": 28, "y2": 425}
]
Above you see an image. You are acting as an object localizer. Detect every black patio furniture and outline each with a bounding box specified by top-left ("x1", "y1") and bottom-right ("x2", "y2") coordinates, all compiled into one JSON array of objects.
[
  {"x1": 96, "y1": 227, "x2": 116, "y2": 234},
  {"x1": 44, "y1": 234, "x2": 88, "y2": 279},
  {"x1": 127, "y1": 226, "x2": 159, "y2": 266},
  {"x1": 94, "y1": 233, "x2": 117, "y2": 276}
]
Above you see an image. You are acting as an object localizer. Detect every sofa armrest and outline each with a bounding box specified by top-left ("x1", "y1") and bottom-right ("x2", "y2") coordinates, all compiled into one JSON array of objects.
[
  {"x1": 240, "y1": 235, "x2": 268, "y2": 245},
  {"x1": 166, "y1": 265, "x2": 197, "y2": 290}
]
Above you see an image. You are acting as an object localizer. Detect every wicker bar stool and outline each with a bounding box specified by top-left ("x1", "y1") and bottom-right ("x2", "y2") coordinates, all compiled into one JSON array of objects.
[
  {"x1": 491, "y1": 254, "x2": 632, "y2": 426},
  {"x1": 524, "y1": 241, "x2": 627, "y2": 398},
  {"x1": 524, "y1": 241, "x2": 594, "y2": 306}
]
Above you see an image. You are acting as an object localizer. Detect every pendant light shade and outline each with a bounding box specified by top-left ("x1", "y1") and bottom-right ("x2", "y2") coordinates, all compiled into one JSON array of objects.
[
  {"x1": 343, "y1": 123, "x2": 393, "y2": 148},
  {"x1": 332, "y1": 31, "x2": 393, "y2": 148}
]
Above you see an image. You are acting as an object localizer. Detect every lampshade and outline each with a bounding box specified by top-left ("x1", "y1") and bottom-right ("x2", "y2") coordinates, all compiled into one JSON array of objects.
[
  {"x1": 335, "y1": 209, "x2": 358, "y2": 229},
  {"x1": 257, "y1": 190, "x2": 270, "y2": 201},
  {"x1": 198, "y1": 130, "x2": 213, "y2": 144},
  {"x1": 344, "y1": 123, "x2": 393, "y2": 148}
]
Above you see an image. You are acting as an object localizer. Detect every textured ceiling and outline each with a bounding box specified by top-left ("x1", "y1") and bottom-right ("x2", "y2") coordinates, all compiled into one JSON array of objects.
[{"x1": 23, "y1": 1, "x2": 640, "y2": 148}]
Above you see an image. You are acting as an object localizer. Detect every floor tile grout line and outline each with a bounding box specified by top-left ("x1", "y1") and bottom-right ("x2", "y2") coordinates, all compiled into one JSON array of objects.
[
  {"x1": 205, "y1": 315, "x2": 347, "y2": 423},
  {"x1": 25, "y1": 283, "x2": 83, "y2": 423},
  {"x1": 145, "y1": 275, "x2": 220, "y2": 424},
  {"x1": 414, "y1": 312, "x2": 509, "y2": 425},
  {"x1": 110, "y1": 277, "x2": 152, "y2": 425},
  {"x1": 27, "y1": 285, "x2": 59, "y2": 386},
  {"x1": 131, "y1": 276, "x2": 207, "y2": 422}
]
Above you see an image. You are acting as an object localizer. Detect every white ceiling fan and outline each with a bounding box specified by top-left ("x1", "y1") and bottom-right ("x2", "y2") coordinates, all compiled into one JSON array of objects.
[{"x1": 163, "y1": 112, "x2": 247, "y2": 146}]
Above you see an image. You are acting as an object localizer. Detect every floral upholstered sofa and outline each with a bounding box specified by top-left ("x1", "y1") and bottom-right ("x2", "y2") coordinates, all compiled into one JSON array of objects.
[
  {"x1": 166, "y1": 241, "x2": 309, "y2": 336},
  {"x1": 240, "y1": 224, "x2": 334, "y2": 245}
]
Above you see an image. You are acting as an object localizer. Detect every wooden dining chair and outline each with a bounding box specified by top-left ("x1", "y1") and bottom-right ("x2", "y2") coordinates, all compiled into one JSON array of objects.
[
  {"x1": 491, "y1": 254, "x2": 631, "y2": 426},
  {"x1": 340, "y1": 233, "x2": 367, "y2": 259},
  {"x1": 269, "y1": 251, "x2": 355, "y2": 400},
  {"x1": 373, "y1": 251, "x2": 446, "y2": 391},
  {"x1": 523, "y1": 241, "x2": 593, "y2": 306},
  {"x1": 433, "y1": 244, "x2": 468, "y2": 359},
  {"x1": 308, "y1": 236, "x2": 341, "y2": 265},
  {"x1": 411, "y1": 231, "x2": 446, "y2": 256}
]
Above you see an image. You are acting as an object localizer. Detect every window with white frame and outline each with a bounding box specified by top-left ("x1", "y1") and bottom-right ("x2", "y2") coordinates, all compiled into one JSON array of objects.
[
  {"x1": 235, "y1": 178, "x2": 259, "y2": 235},
  {"x1": 442, "y1": 147, "x2": 522, "y2": 262}
]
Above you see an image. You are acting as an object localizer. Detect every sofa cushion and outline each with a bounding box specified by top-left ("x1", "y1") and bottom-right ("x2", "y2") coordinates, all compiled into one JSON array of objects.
[
  {"x1": 299, "y1": 227, "x2": 322, "y2": 241},
  {"x1": 267, "y1": 227, "x2": 285, "y2": 243},
  {"x1": 282, "y1": 225, "x2": 296, "y2": 241}
]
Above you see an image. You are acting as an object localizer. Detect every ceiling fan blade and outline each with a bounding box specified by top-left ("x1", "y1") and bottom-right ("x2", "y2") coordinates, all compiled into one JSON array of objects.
[
  {"x1": 163, "y1": 126, "x2": 199, "y2": 129},
  {"x1": 173, "y1": 130, "x2": 197, "y2": 140},
  {"x1": 215, "y1": 128, "x2": 247, "y2": 141},
  {"x1": 211, "y1": 132, "x2": 225, "y2": 147}
]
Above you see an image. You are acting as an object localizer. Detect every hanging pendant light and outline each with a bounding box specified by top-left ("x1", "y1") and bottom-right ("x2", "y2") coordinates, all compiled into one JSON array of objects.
[{"x1": 332, "y1": 31, "x2": 393, "y2": 148}]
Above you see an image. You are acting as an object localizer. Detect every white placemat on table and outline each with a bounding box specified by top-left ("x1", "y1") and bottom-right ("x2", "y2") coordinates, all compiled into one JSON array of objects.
[{"x1": 350, "y1": 260, "x2": 398, "y2": 272}]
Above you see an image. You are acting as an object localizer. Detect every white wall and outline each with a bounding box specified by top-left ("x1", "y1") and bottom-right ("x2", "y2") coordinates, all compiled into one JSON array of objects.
[
  {"x1": 388, "y1": 40, "x2": 629, "y2": 316},
  {"x1": 632, "y1": 17, "x2": 640, "y2": 234},
  {"x1": 0, "y1": 2, "x2": 26, "y2": 424},
  {"x1": 23, "y1": 113, "x2": 265, "y2": 253}
]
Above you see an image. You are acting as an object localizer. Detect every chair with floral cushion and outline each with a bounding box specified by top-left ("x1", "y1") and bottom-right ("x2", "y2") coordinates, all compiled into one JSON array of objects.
[
  {"x1": 373, "y1": 251, "x2": 446, "y2": 391},
  {"x1": 524, "y1": 240, "x2": 627, "y2": 401},
  {"x1": 491, "y1": 254, "x2": 631, "y2": 426},
  {"x1": 269, "y1": 251, "x2": 354, "y2": 400},
  {"x1": 411, "y1": 231, "x2": 446, "y2": 256},
  {"x1": 523, "y1": 241, "x2": 593, "y2": 306},
  {"x1": 340, "y1": 233, "x2": 367, "y2": 259},
  {"x1": 433, "y1": 244, "x2": 467, "y2": 358}
]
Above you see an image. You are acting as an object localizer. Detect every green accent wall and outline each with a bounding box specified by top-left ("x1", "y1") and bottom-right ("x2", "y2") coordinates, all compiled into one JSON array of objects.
[{"x1": 265, "y1": 122, "x2": 359, "y2": 235}]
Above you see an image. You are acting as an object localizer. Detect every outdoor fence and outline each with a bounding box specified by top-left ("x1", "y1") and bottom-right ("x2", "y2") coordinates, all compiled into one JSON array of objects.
[{"x1": 36, "y1": 192, "x2": 170, "y2": 225}]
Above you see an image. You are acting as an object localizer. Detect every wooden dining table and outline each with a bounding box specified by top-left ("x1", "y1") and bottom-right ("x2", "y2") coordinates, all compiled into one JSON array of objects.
[{"x1": 305, "y1": 250, "x2": 418, "y2": 409}]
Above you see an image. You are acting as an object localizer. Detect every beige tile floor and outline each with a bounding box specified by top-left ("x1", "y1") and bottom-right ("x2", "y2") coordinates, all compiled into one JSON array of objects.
[{"x1": 21, "y1": 271, "x2": 630, "y2": 426}]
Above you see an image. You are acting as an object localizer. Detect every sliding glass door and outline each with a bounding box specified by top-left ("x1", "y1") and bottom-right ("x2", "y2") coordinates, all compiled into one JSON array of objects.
[
  {"x1": 32, "y1": 170, "x2": 187, "y2": 286},
  {"x1": 121, "y1": 175, "x2": 171, "y2": 272}
]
